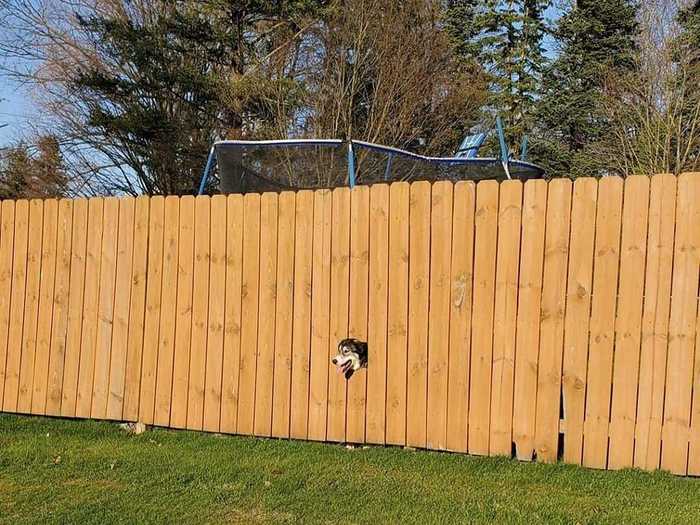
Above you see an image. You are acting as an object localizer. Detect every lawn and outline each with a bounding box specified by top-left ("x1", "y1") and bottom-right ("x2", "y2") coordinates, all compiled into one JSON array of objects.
[{"x1": 1, "y1": 414, "x2": 698, "y2": 524}]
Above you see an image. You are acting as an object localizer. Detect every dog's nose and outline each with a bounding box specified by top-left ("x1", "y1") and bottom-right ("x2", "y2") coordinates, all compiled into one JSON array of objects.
[{"x1": 331, "y1": 357, "x2": 338, "y2": 365}]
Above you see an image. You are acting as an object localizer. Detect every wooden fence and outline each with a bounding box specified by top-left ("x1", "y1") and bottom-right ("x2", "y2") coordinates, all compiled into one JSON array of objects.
[{"x1": 0, "y1": 173, "x2": 699, "y2": 475}]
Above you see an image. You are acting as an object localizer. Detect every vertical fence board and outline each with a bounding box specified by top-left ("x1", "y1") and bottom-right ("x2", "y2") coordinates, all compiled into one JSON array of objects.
[
  {"x1": 238, "y1": 194, "x2": 261, "y2": 435},
  {"x1": 0, "y1": 202, "x2": 14, "y2": 409},
  {"x1": 106, "y1": 198, "x2": 135, "y2": 420},
  {"x1": 203, "y1": 195, "x2": 227, "y2": 433},
  {"x1": 138, "y1": 196, "x2": 164, "y2": 424},
  {"x1": 31, "y1": 199, "x2": 58, "y2": 415},
  {"x1": 634, "y1": 175, "x2": 676, "y2": 471},
  {"x1": 534, "y1": 179, "x2": 572, "y2": 463},
  {"x1": 253, "y1": 193, "x2": 278, "y2": 437},
  {"x1": 46, "y1": 200, "x2": 72, "y2": 416},
  {"x1": 271, "y1": 192, "x2": 296, "y2": 438},
  {"x1": 446, "y1": 182, "x2": 476, "y2": 453},
  {"x1": 561, "y1": 179, "x2": 598, "y2": 465},
  {"x1": 608, "y1": 176, "x2": 650, "y2": 469},
  {"x1": 489, "y1": 180, "x2": 523, "y2": 456},
  {"x1": 690, "y1": 274, "x2": 700, "y2": 476},
  {"x1": 170, "y1": 196, "x2": 195, "y2": 428},
  {"x1": 366, "y1": 184, "x2": 390, "y2": 444},
  {"x1": 221, "y1": 195, "x2": 244, "y2": 434},
  {"x1": 512, "y1": 180, "x2": 547, "y2": 460},
  {"x1": 308, "y1": 189, "x2": 332, "y2": 441},
  {"x1": 61, "y1": 199, "x2": 87, "y2": 417},
  {"x1": 76, "y1": 198, "x2": 103, "y2": 418},
  {"x1": 3, "y1": 200, "x2": 28, "y2": 413},
  {"x1": 91, "y1": 198, "x2": 119, "y2": 419},
  {"x1": 583, "y1": 177, "x2": 624, "y2": 469},
  {"x1": 327, "y1": 188, "x2": 351, "y2": 443},
  {"x1": 427, "y1": 181, "x2": 453, "y2": 450},
  {"x1": 689, "y1": 172, "x2": 700, "y2": 476},
  {"x1": 386, "y1": 183, "x2": 409, "y2": 446},
  {"x1": 407, "y1": 182, "x2": 431, "y2": 448},
  {"x1": 469, "y1": 180, "x2": 500, "y2": 456},
  {"x1": 122, "y1": 196, "x2": 149, "y2": 421},
  {"x1": 290, "y1": 191, "x2": 314, "y2": 440},
  {"x1": 17, "y1": 200, "x2": 43, "y2": 413},
  {"x1": 153, "y1": 197, "x2": 179, "y2": 426},
  {"x1": 346, "y1": 186, "x2": 370, "y2": 444},
  {"x1": 661, "y1": 173, "x2": 700, "y2": 475},
  {"x1": 187, "y1": 196, "x2": 210, "y2": 431}
]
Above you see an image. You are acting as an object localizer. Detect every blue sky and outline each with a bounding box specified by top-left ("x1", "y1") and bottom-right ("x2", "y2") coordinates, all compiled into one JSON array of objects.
[
  {"x1": 0, "y1": 79, "x2": 35, "y2": 146},
  {"x1": 0, "y1": 2, "x2": 564, "y2": 148}
]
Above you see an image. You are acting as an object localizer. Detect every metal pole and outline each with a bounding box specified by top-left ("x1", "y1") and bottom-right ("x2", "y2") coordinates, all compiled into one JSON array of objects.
[
  {"x1": 496, "y1": 116, "x2": 512, "y2": 180},
  {"x1": 197, "y1": 146, "x2": 216, "y2": 195},
  {"x1": 347, "y1": 141, "x2": 356, "y2": 188}
]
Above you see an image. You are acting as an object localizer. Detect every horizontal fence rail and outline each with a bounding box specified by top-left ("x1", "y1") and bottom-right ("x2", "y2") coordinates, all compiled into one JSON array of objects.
[{"x1": 0, "y1": 173, "x2": 699, "y2": 475}]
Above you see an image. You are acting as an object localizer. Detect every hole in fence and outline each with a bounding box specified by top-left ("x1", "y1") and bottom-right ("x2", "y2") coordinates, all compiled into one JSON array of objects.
[{"x1": 331, "y1": 338, "x2": 368, "y2": 379}]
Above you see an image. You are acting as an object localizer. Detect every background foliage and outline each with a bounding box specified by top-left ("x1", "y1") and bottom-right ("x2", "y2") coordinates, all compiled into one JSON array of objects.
[{"x1": 0, "y1": 0, "x2": 698, "y2": 195}]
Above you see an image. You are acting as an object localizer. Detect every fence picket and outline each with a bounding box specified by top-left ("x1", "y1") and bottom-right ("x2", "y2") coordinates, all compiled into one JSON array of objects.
[
  {"x1": 187, "y1": 196, "x2": 210, "y2": 431},
  {"x1": 366, "y1": 184, "x2": 390, "y2": 444},
  {"x1": 138, "y1": 196, "x2": 164, "y2": 424},
  {"x1": 221, "y1": 194, "x2": 244, "y2": 434},
  {"x1": 386, "y1": 183, "x2": 409, "y2": 446},
  {"x1": 427, "y1": 181, "x2": 453, "y2": 450},
  {"x1": 290, "y1": 190, "x2": 314, "y2": 440},
  {"x1": 446, "y1": 181, "x2": 476, "y2": 453},
  {"x1": 489, "y1": 180, "x2": 522, "y2": 456},
  {"x1": 327, "y1": 188, "x2": 351, "y2": 442},
  {"x1": 561, "y1": 179, "x2": 597, "y2": 465},
  {"x1": 534, "y1": 179, "x2": 572, "y2": 463},
  {"x1": 46, "y1": 199, "x2": 73, "y2": 416},
  {"x1": 61, "y1": 199, "x2": 87, "y2": 417},
  {"x1": 170, "y1": 196, "x2": 195, "y2": 428},
  {"x1": 253, "y1": 193, "x2": 278, "y2": 437},
  {"x1": 0, "y1": 202, "x2": 14, "y2": 409},
  {"x1": 122, "y1": 196, "x2": 150, "y2": 421},
  {"x1": 3, "y1": 200, "x2": 28, "y2": 413},
  {"x1": 346, "y1": 186, "x2": 370, "y2": 444},
  {"x1": 238, "y1": 194, "x2": 261, "y2": 435},
  {"x1": 583, "y1": 177, "x2": 624, "y2": 469},
  {"x1": 512, "y1": 180, "x2": 547, "y2": 460},
  {"x1": 17, "y1": 199, "x2": 43, "y2": 413},
  {"x1": 91, "y1": 197, "x2": 119, "y2": 419},
  {"x1": 271, "y1": 192, "x2": 296, "y2": 438},
  {"x1": 106, "y1": 197, "x2": 135, "y2": 420},
  {"x1": 469, "y1": 180, "x2": 500, "y2": 455},
  {"x1": 76, "y1": 198, "x2": 103, "y2": 418},
  {"x1": 153, "y1": 196, "x2": 179, "y2": 426},
  {"x1": 608, "y1": 176, "x2": 650, "y2": 469},
  {"x1": 31, "y1": 199, "x2": 58, "y2": 415},
  {"x1": 308, "y1": 189, "x2": 332, "y2": 441},
  {"x1": 634, "y1": 175, "x2": 676, "y2": 471},
  {"x1": 203, "y1": 195, "x2": 227, "y2": 433},
  {"x1": 661, "y1": 173, "x2": 700, "y2": 475}
]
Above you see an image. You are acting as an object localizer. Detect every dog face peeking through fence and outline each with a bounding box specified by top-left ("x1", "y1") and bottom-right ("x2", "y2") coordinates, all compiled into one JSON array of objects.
[{"x1": 331, "y1": 338, "x2": 368, "y2": 379}]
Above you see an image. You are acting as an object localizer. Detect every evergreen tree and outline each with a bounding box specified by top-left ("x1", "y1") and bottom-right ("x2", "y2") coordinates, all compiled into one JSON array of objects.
[
  {"x1": 673, "y1": 0, "x2": 700, "y2": 170},
  {"x1": 534, "y1": 0, "x2": 639, "y2": 178},
  {"x1": 72, "y1": 0, "x2": 325, "y2": 195},
  {"x1": 445, "y1": 0, "x2": 549, "y2": 151},
  {"x1": 0, "y1": 135, "x2": 67, "y2": 199}
]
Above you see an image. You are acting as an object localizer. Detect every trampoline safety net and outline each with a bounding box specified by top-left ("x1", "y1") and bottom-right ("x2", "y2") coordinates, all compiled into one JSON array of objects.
[{"x1": 209, "y1": 140, "x2": 545, "y2": 194}]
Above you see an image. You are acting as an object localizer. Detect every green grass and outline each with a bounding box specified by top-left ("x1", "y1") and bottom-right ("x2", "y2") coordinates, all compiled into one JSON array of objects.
[{"x1": 0, "y1": 415, "x2": 698, "y2": 524}]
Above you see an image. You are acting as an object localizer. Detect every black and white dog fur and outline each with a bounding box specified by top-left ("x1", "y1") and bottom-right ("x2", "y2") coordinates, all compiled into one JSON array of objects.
[{"x1": 331, "y1": 338, "x2": 368, "y2": 379}]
